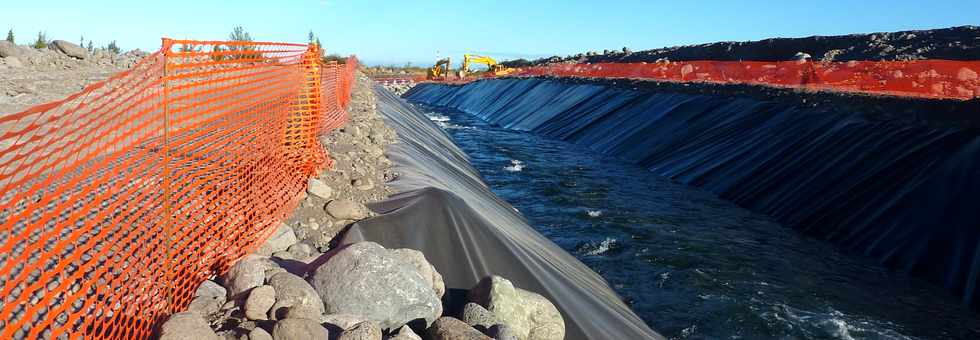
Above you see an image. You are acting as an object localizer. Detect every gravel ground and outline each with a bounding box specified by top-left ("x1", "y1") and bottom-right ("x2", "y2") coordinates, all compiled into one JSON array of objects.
[{"x1": 0, "y1": 42, "x2": 148, "y2": 114}]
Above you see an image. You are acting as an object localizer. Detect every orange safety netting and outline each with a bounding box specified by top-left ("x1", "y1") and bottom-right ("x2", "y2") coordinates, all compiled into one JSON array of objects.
[
  {"x1": 0, "y1": 39, "x2": 357, "y2": 339},
  {"x1": 508, "y1": 60, "x2": 980, "y2": 100}
]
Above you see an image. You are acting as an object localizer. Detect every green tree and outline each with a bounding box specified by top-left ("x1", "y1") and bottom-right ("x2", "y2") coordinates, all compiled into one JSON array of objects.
[
  {"x1": 79, "y1": 35, "x2": 84, "y2": 47},
  {"x1": 227, "y1": 26, "x2": 255, "y2": 60},
  {"x1": 5, "y1": 29, "x2": 13, "y2": 43},
  {"x1": 229, "y1": 26, "x2": 252, "y2": 43},
  {"x1": 86, "y1": 41, "x2": 94, "y2": 52},
  {"x1": 32, "y1": 31, "x2": 47, "y2": 49}
]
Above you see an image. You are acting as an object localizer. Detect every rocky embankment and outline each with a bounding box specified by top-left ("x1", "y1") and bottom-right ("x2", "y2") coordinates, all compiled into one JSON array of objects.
[
  {"x1": 502, "y1": 25, "x2": 980, "y2": 67},
  {"x1": 0, "y1": 39, "x2": 147, "y2": 114},
  {"x1": 383, "y1": 81, "x2": 416, "y2": 96},
  {"x1": 159, "y1": 74, "x2": 566, "y2": 340}
]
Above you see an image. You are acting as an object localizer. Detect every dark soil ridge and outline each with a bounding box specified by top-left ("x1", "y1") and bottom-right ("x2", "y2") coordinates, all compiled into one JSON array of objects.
[{"x1": 502, "y1": 26, "x2": 980, "y2": 67}]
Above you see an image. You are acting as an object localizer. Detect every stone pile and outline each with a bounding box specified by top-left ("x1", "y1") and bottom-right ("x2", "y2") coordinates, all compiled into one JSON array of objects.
[
  {"x1": 163, "y1": 241, "x2": 564, "y2": 340},
  {"x1": 161, "y1": 73, "x2": 566, "y2": 340},
  {"x1": 380, "y1": 81, "x2": 416, "y2": 96}
]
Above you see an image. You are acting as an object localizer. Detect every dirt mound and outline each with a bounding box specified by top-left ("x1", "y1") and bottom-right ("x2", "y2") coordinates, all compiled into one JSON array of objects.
[{"x1": 503, "y1": 25, "x2": 980, "y2": 67}]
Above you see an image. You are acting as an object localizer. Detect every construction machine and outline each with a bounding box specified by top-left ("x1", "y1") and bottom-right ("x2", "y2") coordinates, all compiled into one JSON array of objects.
[
  {"x1": 427, "y1": 57, "x2": 451, "y2": 80},
  {"x1": 460, "y1": 54, "x2": 515, "y2": 78}
]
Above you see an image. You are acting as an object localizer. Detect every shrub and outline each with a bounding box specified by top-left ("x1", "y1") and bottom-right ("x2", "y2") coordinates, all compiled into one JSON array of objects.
[
  {"x1": 322, "y1": 53, "x2": 347, "y2": 64},
  {"x1": 211, "y1": 45, "x2": 225, "y2": 62}
]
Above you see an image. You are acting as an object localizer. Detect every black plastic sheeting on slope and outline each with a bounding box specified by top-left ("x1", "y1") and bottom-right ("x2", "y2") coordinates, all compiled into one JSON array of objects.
[
  {"x1": 339, "y1": 85, "x2": 664, "y2": 340},
  {"x1": 403, "y1": 78, "x2": 980, "y2": 308}
]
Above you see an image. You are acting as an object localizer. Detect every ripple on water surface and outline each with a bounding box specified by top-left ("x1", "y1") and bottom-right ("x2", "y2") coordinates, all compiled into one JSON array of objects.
[{"x1": 414, "y1": 104, "x2": 980, "y2": 339}]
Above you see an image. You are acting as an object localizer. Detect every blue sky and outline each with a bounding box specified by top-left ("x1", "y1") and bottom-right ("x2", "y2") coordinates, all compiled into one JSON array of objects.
[{"x1": 3, "y1": 1, "x2": 978, "y2": 66}]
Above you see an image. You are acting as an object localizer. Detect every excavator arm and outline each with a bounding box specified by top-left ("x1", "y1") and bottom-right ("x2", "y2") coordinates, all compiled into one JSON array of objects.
[
  {"x1": 427, "y1": 57, "x2": 451, "y2": 80},
  {"x1": 462, "y1": 54, "x2": 514, "y2": 77},
  {"x1": 463, "y1": 54, "x2": 498, "y2": 71}
]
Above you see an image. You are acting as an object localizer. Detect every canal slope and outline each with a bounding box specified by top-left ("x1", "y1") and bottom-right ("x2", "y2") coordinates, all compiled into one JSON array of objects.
[{"x1": 341, "y1": 85, "x2": 664, "y2": 339}]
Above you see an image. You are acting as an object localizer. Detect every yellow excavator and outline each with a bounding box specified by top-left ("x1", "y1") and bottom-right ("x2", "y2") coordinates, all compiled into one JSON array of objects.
[
  {"x1": 460, "y1": 54, "x2": 515, "y2": 78},
  {"x1": 427, "y1": 57, "x2": 451, "y2": 80}
]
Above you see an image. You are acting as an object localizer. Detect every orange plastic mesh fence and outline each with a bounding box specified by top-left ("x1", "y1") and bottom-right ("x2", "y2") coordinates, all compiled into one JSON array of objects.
[
  {"x1": 0, "y1": 39, "x2": 357, "y2": 339},
  {"x1": 510, "y1": 60, "x2": 980, "y2": 100}
]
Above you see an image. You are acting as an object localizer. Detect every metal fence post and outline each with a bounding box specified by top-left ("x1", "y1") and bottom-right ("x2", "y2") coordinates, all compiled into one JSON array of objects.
[{"x1": 160, "y1": 37, "x2": 175, "y2": 313}]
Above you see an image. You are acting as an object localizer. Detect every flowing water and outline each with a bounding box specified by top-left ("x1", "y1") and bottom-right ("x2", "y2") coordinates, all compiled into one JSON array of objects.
[{"x1": 411, "y1": 103, "x2": 980, "y2": 340}]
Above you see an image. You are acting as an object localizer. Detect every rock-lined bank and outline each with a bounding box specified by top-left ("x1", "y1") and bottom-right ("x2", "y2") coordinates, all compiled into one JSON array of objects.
[{"x1": 160, "y1": 74, "x2": 570, "y2": 340}]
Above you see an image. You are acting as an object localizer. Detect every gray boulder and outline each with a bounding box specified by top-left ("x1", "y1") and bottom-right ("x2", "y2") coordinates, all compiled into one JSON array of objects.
[
  {"x1": 391, "y1": 248, "x2": 445, "y2": 298},
  {"x1": 307, "y1": 178, "x2": 333, "y2": 199},
  {"x1": 225, "y1": 255, "x2": 278, "y2": 298},
  {"x1": 272, "y1": 318, "x2": 329, "y2": 340},
  {"x1": 196, "y1": 280, "x2": 227, "y2": 298},
  {"x1": 467, "y1": 276, "x2": 564, "y2": 340},
  {"x1": 388, "y1": 326, "x2": 422, "y2": 340},
  {"x1": 283, "y1": 304, "x2": 322, "y2": 321},
  {"x1": 321, "y1": 314, "x2": 366, "y2": 331},
  {"x1": 287, "y1": 243, "x2": 313, "y2": 259},
  {"x1": 266, "y1": 271, "x2": 324, "y2": 320},
  {"x1": 488, "y1": 324, "x2": 519, "y2": 340},
  {"x1": 159, "y1": 312, "x2": 221, "y2": 340},
  {"x1": 426, "y1": 317, "x2": 492, "y2": 340},
  {"x1": 238, "y1": 320, "x2": 258, "y2": 332},
  {"x1": 245, "y1": 285, "x2": 276, "y2": 320},
  {"x1": 324, "y1": 199, "x2": 369, "y2": 220},
  {"x1": 256, "y1": 224, "x2": 298, "y2": 256},
  {"x1": 187, "y1": 295, "x2": 224, "y2": 316},
  {"x1": 460, "y1": 303, "x2": 497, "y2": 330},
  {"x1": 310, "y1": 242, "x2": 441, "y2": 330},
  {"x1": 337, "y1": 320, "x2": 382, "y2": 340},
  {"x1": 187, "y1": 280, "x2": 227, "y2": 316},
  {"x1": 249, "y1": 328, "x2": 274, "y2": 340},
  {"x1": 273, "y1": 250, "x2": 297, "y2": 261},
  {"x1": 0, "y1": 41, "x2": 25, "y2": 57},
  {"x1": 50, "y1": 40, "x2": 87, "y2": 59}
]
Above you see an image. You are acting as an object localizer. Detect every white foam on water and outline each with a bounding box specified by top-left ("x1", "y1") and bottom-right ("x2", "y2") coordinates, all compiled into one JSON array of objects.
[
  {"x1": 679, "y1": 325, "x2": 698, "y2": 338},
  {"x1": 426, "y1": 114, "x2": 451, "y2": 122},
  {"x1": 504, "y1": 159, "x2": 524, "y2": 172},
  {"x1": 586, "y1": 237, "x2": 618, "y2": 256},
  {"x1": 761, "y1": 304, "x2": 912, "y2": 340},
  {"x1": 587, "y1": 210, "x2": 602, "y2": 217}
]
